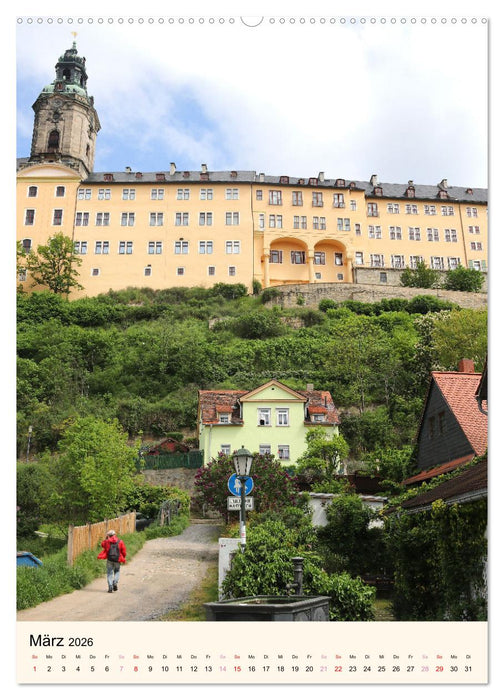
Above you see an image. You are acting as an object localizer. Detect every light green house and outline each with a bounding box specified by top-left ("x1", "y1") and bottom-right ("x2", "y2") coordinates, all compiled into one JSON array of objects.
[{"x1": 197, "y1": 379, "x2": 340, "y2": 466}]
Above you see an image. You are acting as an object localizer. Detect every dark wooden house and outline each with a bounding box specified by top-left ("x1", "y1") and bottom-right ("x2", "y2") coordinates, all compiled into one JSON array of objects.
[{"x1": 404, "y1": 359, "x2": 487, "y2": 486}]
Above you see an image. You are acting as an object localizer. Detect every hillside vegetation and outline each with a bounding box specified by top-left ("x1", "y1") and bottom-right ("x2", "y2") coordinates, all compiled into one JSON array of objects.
[{"x1": 17, "y1": 285, "x2": 487, "y2": 464}]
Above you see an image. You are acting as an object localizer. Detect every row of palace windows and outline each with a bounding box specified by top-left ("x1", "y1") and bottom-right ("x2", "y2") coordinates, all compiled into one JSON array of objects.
[
  {"x1": 25, "y1": 186, "x2": 242, "y2": 201},
  {"x1": 23, "y1": 209, "x2": 243, "y2": 227},
  {"x1": 81, "y1": 265, "x2": 240, "y2": 279},
  {"x1": 354, "y1": 254, "x2": 487, "y2": 270},
  {"x1": 24, "y1": 185, "x2": 484, "y2": 219},
  {"x1": 20, "y1": 238, "x2": 244, "y2": 256},
  {"x1": 71, "y1": 240, "x2": 243, "y2": 255},
  {"x1": 23, "y1": 207, "x2": 484, "y2": 241}
]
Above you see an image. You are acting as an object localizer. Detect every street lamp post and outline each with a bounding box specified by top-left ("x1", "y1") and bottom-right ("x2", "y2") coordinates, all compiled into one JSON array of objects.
[{"x1": 233, "y1": 446, "x2": 253, "y2": 552}]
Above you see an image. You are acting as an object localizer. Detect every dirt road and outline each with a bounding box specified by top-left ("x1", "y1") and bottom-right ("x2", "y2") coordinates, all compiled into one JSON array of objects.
[{"x1": 17, "y1": 521, "x2": 223, "y2": 622}]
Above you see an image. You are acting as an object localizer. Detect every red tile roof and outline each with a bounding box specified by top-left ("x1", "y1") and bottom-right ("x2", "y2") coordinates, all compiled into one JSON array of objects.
[
  {"x1": 431, "y1": 371, "x2": 488, "y2": 456},
  {"x1": 198, "y1": 389, "x2": 245, "y2": 425},
  {"x1": 198, "y1": 382, "x2": 339, "y2": 425},
  {"x1": 403, "y1": 454, "x2": 475, "y2": 486},
  {"x1": 400, "y1": 458, "x2": 487, "y2": 512}
]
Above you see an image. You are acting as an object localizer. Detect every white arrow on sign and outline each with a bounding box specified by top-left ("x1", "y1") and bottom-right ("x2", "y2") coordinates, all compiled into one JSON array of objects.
[{"x1": 227, "y1": 496, "x2": 254, "y2": 511}]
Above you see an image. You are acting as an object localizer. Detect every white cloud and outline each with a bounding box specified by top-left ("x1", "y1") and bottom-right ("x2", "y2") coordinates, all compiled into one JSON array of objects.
[{"x1": 16, "y1": 16, "x2": 488, "y2": 186}]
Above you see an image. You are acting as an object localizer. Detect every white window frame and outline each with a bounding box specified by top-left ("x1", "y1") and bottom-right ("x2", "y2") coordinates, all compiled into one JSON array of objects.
[
  {"x1": 225, "y1": 240, "x2": 240, "y2": 254},
  {"x1": 258, "y1": 408, "x2": 271, "y2": 426},
  {"x1": 278, "y1": 445, "x2": 290, "y2": 460},
  {"x1": 269, "y1": 190, "x2": 282, "y2": 205},
  {"x1": 225, "y1": 212, "x2": 240, "y2": 226},
  {"x1": 174, "y1": 241, "x2": 189, "y2": 254},
  {"x1": 96, "y1": 212, "x2": 110, "y2": 227},
  {"x1": 121, "y1": 212, "x2": 135, "y2": 227},
  {"x1": 149, "y1": 212, "x2": 164, "y2": 226},
  {"x1": 276, "y1": 408, "x2": 289, "y2": 426}
]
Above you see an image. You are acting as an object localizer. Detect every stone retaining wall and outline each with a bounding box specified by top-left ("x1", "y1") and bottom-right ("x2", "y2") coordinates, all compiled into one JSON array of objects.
[
  {"x1": 141, "y1": 468, "x2": 198, "y2": 494},
  {"x1": 264, "y1": 282, "x2": 487, "y2": 310}
]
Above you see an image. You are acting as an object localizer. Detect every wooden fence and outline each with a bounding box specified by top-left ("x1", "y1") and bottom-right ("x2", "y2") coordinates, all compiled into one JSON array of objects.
[{"x1": 67, "y1": 512, "x2": 136, "y2": 566}]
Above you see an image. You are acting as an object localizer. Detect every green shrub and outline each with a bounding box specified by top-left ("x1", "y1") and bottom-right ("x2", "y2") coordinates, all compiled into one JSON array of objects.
[
  {"x1": 144, "y1": 514, "x2": 190, "y2": 540},
  {"x1": 443, "y1": 265, "x2": 484, "y2": 292},
  {"x1": 16, "y1": 531, "x2": 146, "y2": 610},
  {"x1": 407, "y1": 295, "x2": 457, "y2": 314},
  {"x1": 261, "y1": 287, "x2": 282, "y2": 304},
  {"x1": 318, "y1": 298, "x2": 338, "y2": 312},
  {"x1": 221, "y1": 517, "x2": 375, "y2": 620}
]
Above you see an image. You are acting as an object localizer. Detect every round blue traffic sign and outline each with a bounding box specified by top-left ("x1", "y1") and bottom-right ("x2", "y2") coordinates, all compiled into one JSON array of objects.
[{"x1": 228, "y1": 474, "x2": 254, "y2": 496}]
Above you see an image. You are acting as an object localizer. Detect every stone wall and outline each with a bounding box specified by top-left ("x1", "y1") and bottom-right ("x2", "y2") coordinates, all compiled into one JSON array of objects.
[
  {"x1": 140, "y1": 468, "x2": 198, "y2": 494},
  {"x1": 264, "y1": 282, "x2": 487, "y2": 310},
  {"x1": 354, "y1": 267, "x2": 488, "y2": 293}
]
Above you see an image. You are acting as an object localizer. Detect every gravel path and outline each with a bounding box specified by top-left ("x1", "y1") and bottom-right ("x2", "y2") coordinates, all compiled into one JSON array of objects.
[{"x1": 17, "y1": 521, "x2": 223, "y2": 622}]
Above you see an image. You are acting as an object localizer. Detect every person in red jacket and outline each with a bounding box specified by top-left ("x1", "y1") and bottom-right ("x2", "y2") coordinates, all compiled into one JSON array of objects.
[{"x1": 98, "y1": 530, "x2": 127, "y2": 593}]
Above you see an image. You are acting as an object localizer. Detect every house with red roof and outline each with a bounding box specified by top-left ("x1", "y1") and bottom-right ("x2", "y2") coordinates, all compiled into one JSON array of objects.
[
  {"x1": 404, "y1": 359, "x2": 488, "y2": 486},
  {"x1": 197, "y1": 379, "x2": 340, "y2": 466}
]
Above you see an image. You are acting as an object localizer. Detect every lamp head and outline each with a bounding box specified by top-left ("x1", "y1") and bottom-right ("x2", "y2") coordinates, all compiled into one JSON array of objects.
[{"x1": 233, "y1": 446, "x2": 253, "y2": 477}]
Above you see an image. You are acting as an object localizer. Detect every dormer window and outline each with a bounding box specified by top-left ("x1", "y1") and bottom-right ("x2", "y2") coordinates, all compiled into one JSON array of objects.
[
  {"x1": 309, "y1": 177, "x2": 318, "y2": 186},
  {"x1": 156, "y1": 173, "x2": 166, "y2": 181},
  {"x1": 280, "y1": 175, "x2": 289, "y2": 184},
  {"x1": 438, "y1": 190, "x2": 448, "y2": 199},
  {"x1": 135, "y1": 172, "x2": 143, "y2": 179},
  {"x1": 373, "y1": 186, "x2": 383, "y2": 196},
  {"x1": 406, "y1": 186, "x2": 415, "y2": 198},
  {"x1": 103, "y1": 173, "x2": 114, "y2": 182},
  {"x1": 218, "y1": 413, "x2": 231, "y2": 424},
  {"x1": 335, "y1": 178, "x2": 345, "y2": 187}
]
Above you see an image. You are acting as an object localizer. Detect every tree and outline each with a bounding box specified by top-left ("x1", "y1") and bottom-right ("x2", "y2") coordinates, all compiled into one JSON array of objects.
[
  {"x1": 443, "y1": 265, "x2": 485, "y2": 293},
  {"x1": 194, "y1": 452, "x2": 300, "y2": 519},
  {"x1": 295, "y1": 427, "x2": 350, "y2": 488},
  {"x1": 400, "y1": 260, "x2": 440, "y2": 289},
  {"x1": 318, "y1": 493, "x2": 388, "y2": 579},
  {"x1": 431, "y1": 308, "x2": 487, "y2": 371},
  {"x1": 46, "y1": 416, "x2": 139, "y2": 524},
  {"x1": 25, "y1": 233, "x2": 83, "y2": 295}
]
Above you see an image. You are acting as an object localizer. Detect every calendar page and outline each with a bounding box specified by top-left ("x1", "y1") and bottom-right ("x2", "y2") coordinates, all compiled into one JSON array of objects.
[{"x1": 12, "y1": 1, "x2": 493, "y2": 693}]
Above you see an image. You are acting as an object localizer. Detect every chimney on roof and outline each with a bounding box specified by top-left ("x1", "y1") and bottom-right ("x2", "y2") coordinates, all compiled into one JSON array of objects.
[
  {"x1": 318, "y1": 172, "x2": 325, "y2": 183},
  {"x1": 306, "y1": 383, "x2": 314, "y2": 392},
  {"x1": 125, "y1": 166, "x2": 131, "y2": 173},
  {"x1": 439, "y1": 178, "x2": 448, "y2": 190},
  {"x1": 201, "y1": 163, "x2": 208, "y2": 173},
  {"x1": 370, "y1": 174, "x2": 377, "y2": 187},
  {"x1": 458, "y1": 358, "x2": 475, "y2": 373},
  {"x1": 259, "y1": 172, "x2": 265, "y2": 182},
  {"x1": 170, "y1": 162, "x2": 176, "y2": 175}
]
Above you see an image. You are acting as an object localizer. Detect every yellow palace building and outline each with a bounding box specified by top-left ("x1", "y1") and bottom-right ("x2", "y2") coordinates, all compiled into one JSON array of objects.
[{"x1": 17, "y1": 42, "x2": 488, "y2": 297}]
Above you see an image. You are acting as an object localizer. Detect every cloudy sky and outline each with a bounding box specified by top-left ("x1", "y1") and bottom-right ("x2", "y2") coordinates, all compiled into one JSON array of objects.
[{"x1": 16, "y1": 12, "x2": 488, "y2": 189}]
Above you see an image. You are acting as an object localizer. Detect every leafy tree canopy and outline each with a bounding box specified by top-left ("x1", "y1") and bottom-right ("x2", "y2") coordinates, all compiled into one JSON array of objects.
[
  {"x1": 23, "y1": 233, "x2": 83, "y2": 295},
  {"x1": 443, "y1": 265, "x2": 485, "y2": 293},
  {"x1": 400, "y1": 260, "x2": 440, "y2": 289}
]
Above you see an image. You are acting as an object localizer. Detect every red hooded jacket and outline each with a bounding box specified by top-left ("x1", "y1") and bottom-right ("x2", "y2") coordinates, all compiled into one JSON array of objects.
[{"x1": 97, "y1": 535, "x2": 127, "y2": 563}]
